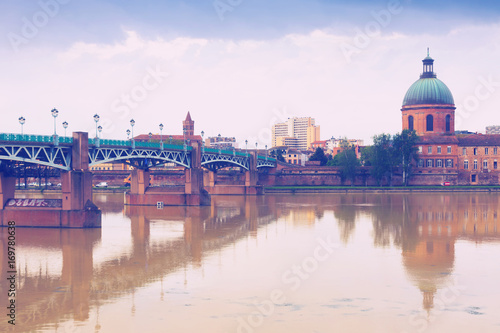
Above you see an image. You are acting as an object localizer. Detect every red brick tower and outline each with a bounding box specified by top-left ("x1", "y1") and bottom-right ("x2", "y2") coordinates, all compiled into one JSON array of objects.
[{"x1": 183, "y1": 112, "x2": 194, "y2": 136}]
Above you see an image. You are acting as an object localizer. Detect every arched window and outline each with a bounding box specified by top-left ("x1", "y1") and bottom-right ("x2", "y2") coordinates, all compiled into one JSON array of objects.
[
  {"x1": 445, "y1": 115, "x2": 451, "y2": 132},
  {"x1": 426, "y1": 115, "x2": 433, "y2": 132},
  {"x1": 408, "y1": 116, "x2": 414, "y2": 131}
]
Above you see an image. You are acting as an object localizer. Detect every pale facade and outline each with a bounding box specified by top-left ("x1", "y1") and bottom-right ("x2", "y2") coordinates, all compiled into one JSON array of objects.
[{"x1": 272, "y1": 117, "x2": 320, "y2": 150}]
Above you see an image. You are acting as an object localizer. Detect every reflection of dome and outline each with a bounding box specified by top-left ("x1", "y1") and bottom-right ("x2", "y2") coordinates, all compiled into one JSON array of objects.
[
  {"x1": 402, "y1": 53, "x2": 454, "y2": 106},
  {"x1": 402, "y1": 239, "x2": 455, "y2": 311}
]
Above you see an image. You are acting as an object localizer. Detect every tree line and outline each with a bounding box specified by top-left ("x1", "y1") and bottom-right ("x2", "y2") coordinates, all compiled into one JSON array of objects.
[{"x1": 308, "y1": 129, "x2": 419, "y2": 186}]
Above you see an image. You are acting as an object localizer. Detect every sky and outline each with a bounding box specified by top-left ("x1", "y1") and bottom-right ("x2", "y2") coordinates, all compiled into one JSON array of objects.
[{"x1": 1, "y1": 0, "x2": 500, "y2": 146}]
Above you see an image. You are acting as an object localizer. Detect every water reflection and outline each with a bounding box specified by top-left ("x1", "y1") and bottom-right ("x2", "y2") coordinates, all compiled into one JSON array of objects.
[{"x1": 0, "y1": 193, "x2": 499, "y2": 332}]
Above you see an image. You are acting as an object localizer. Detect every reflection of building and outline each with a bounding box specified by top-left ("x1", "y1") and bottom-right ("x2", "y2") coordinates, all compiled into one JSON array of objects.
[
  {"x1": 399, "y1": 194, "x2": 500, "y2": 312},
  {"x1": 272, "y1": 117, "x2": 320, "y2": 150},
  {"x1": 401, "y1": 52, "x2": 500, "y2": 185}
]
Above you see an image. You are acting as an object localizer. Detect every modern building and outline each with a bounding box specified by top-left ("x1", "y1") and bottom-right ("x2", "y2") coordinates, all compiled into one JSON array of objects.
[
  {"x1": 401, "y1": 52, "x2": 500, "y2": 185},
  {"x1": 272, "y1": 117, "x2": 320, "y2": 150},
  {"x1": 205, "y1": 136, "x2": 237, "y2": 149},
  {"x1": 486, "y1": 125, "x2": 500, "y2": 134}
]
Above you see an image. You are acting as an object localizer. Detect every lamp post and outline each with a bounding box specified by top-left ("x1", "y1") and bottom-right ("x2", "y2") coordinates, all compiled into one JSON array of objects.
[
  {"x1": 62, "y1": 121, "x2": 68, "y2": 137},
  {"x1": 245, "y1": 139, "x2": 248, "y2": 157},
  {"x1": 126, "y1": 129, "x2": 131, "y2": 139},
  {"x1": 265, "y1": 144, "x2": 268, "y2": 160},
  {"x1": 183, "y1": 127, "x2": 187, "y2": 152},
  {"x1": 130, "y1": 119, "x2": 135, "y2": 139},
  {"x1": 93, "y1": 114, "x2": 100, "y2": 138},
  {"x1": 19, "y1": 116, "x2": 25, "y2": 135},
  {"x1": 149, "y1": 132, "x2": 152, "y2": 142},
  {"x1": 130, "y1": 119, "x2": 135, "y2": 148},
  {"x1": 159, "y1": 123, "x2": 164, "y2": 149},
  {"x1": 51, "y1": 108, "x2": 59, "y2": 145},
  {"x1": 169, "y1": 135, "x2": 173, "y2": 144},
  {"x1": 201, "y1": 131, "x2": 205, "y2": 154},
  {"x1": 51, "y1": 108, "x2": 59, "y2": 135},
  {"x1": 98, "y1": 125, "x2": 103, "y2": 138}
]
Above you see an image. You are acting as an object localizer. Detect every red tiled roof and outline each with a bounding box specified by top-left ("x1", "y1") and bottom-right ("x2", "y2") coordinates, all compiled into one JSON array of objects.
[
  {"x1": 417, "y1": 135, "x2": 459, "y2": 144},
  {"x1": 457, "y1": 134, "x2": 500, "y2": 146}
]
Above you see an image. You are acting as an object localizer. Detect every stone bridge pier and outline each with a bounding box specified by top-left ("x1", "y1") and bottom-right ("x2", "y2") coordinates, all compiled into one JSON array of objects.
[{"x1": 0, "y1": 132, "x2": 101, "y2": 228}]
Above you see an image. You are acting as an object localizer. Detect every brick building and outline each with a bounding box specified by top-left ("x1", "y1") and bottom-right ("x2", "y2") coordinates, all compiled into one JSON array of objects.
[{"x1": 402, "y1": 52, "x2": 500, "y2": 185}]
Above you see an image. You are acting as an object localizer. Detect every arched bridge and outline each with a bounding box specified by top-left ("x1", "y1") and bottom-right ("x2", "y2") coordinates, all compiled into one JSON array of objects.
[{"x1": 0, "y1": 133, "x2": 276, "y2": 171}]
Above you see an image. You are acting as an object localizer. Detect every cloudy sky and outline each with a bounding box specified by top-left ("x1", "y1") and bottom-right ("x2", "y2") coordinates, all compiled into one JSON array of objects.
[{"x1": 1, "y1": 0, "x2": 500, "y2": 146}]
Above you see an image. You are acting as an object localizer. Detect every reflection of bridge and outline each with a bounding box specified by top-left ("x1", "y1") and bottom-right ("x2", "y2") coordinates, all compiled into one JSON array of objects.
[
  {"x1": 0, "y1": 132, "x2": 277, "y2": 226},
  {"x1": 0, "y1": 195, "x2": 277, "y2": 332}
]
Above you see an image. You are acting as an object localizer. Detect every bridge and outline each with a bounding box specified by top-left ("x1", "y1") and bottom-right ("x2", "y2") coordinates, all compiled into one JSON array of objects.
[{"x1": 0, "y1": 132, "x2": 277, "y2": 227}]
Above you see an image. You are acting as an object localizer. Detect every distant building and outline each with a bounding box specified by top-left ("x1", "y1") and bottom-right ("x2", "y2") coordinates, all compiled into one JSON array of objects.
[
  {"x1": 134, "y1": 112, "x2": 202, "y2": 144},
  {"x1": 285, "y1": 149, "x2": 306, "y2": 166},
  {"x1": 205, "y1": 136, "x2": 237, "y2": 149},
  {"x1": 486, "y1": 126, "x2": 500, "y2": 134},
  {"x1": 272, "y1": 117, "x2": 320, "y2": 150}
]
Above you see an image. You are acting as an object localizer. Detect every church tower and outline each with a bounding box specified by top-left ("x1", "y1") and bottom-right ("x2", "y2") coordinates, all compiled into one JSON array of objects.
[{"x1": 183, "y1": 112, "x2": 194, "y2": 136}]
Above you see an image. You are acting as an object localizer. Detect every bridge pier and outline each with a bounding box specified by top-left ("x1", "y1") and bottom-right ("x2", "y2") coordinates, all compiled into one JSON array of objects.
[
  {"x1": 0, "y1": 172, "x2": 16, "y2": 209},
  {"x1": 0, "y1": 132, "x2": 101, "y2": 228},
  {"x1": 130, "y1": 169, "x2": 150, "y2": 195}
]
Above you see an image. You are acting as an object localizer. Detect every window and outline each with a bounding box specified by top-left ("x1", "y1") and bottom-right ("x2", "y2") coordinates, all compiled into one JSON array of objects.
[
  {"x1": 426, "y1": 115, "x2": 434, "y2": 131},
  {"x1": 471, "y1": 174, "x2": 477, "y2": 182},
  {"x1": 437, "y1": 159, "x2": 443, "y2": 167},
  {"x1": 446, "y1": 159, "x2": 453, "y2": 168},
  {"x1": 437, "y1": 146, "x2": 442, "y2": 154},
  {"x1": 494, "y1": 160, "x2": 498, "y2": 169},
  {"x1": 418, "y1": 159, "x2": 424, "y2": 167},
  {"x1": 474, "y1": 160, "x2": 478, "y2": 170},
  {"x1": 447, "y1": 146, "x2": 452, "y2": 154},
  {"x1": 494, "y1": 148, "x2": 498, "y2": 155},
  {"x1": 427, "y1": 159, "x2": 433, "y2": 167},
  {"x1": 483, "y1": 160, "x2": 488, "y2": 169},
  {"x1": 474, "y1": 148, "x2": 478, "y2": 155},
  {"x1": 418, "y1": 146, "x2": 423, "y2": 154},
  {"x1": 462, "y1": 148, "x2": 467, "y2": 155},
  {"x1": 485, "y1": 148, "x2": 489, "y2": 155},
  {"x1": 428, "y1": 146, "x2": 432, "y2": 154},
  {"x1": 445, "y1": 115, "x2": 451, "y2": 132},
  {"x1": 464, "y1": 160, "x2": 469, "y2": 169},
  {"x1": 408, "y1": 115, "x2": 414, "y2": 131}
]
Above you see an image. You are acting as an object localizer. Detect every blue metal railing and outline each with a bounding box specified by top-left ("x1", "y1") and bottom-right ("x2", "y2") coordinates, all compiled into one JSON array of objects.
[
  {"x1": 88, "y1": 138, "x2": 192, "y2": 150},
  {"x1": 0, "y1": 133, "x2": 73, "y2": 144}
]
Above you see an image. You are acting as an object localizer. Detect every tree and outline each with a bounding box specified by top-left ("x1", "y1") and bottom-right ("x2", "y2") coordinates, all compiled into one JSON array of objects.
[
  {"x1": 393, "y1": 129, "x2": 419, "y2": 186},
  {"x1": 369, "y1": 133, "x2": 397, "y2": 186},
  {"x1": 275, "y1": 149, "x2": 285, "y2": 162},
  {"x1": 309, "y1": 147, "x2": 328, "y2": 166},
  {"x1": 328, "y1": 140, "x2": 360, "y2": 184}
]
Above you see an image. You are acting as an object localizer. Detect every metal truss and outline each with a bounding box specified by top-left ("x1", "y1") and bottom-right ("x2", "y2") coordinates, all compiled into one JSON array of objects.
[
  {"x1": 0, "y1": 143, "x2": 72, "y2": 170},
  {"x1": 256, "y1": 158, "x2": 276, "y2": 168},
  {"x1": 201, "y1": 152, "x2": 250, "y2": 171},
  {"x1": 89, "y1": 147, "x2": 191, "y2": 169}
]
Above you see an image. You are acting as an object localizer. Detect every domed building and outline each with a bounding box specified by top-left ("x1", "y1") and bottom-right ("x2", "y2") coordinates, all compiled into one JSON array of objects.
[
  {"x1": 401, "y1": 51, "x2": 500, "y2": 185},
  {"x1": 401, "y1": 52, "x2": 455, "y2": 136}
]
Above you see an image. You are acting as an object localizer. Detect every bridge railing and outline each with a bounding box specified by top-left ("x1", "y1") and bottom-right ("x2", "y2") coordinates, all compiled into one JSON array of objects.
[
  {"x1": 203, "y1": 147, "x2": 248, "y2": 157},
  {"x1": 88, "y1": 138, "x2": 192, "y2": 151},
  {"x1": 0, "y1": 133, "x2": 73, "y2": 144},
  {"x1": 257, "y1": 155, "x2": 276, "y2": 162}
]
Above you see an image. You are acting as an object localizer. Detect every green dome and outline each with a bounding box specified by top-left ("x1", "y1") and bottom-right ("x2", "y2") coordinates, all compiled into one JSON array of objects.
[{"x1": 402, "y1": 77, "x2": 455, "y2": 106}]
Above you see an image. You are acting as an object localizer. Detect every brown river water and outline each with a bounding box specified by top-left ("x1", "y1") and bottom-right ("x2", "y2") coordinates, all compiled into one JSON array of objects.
[{"x1": 1, "y1": 192, "x2": 499, "y2": 333}]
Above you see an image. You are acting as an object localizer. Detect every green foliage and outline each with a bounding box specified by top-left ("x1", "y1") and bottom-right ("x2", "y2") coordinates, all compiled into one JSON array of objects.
[
  {"x1": 393, "y1": 129, "x2": 419, "y2": 185},
  {"x1": 309, "y1": 147, "x2": 328, "y2": 166},
  {"x1": 329, "y1": 145, "x2": 360, "y2": 184}
]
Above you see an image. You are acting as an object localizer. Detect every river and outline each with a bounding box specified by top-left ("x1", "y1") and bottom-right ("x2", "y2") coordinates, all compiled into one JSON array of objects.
[{"x1": 1, "y1": 192, "x2": 499, "y2": 332}]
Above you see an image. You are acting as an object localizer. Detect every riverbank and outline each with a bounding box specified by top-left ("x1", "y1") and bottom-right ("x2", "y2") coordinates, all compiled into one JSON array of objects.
[{"x1": 264, "y1": 185, "x2": 500, "y2": 193}]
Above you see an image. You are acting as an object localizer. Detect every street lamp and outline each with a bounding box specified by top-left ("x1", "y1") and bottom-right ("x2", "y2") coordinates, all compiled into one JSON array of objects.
[
  {"x1": 159, "y1": 123, "x2": 164, "y2": 142},
  {"x1": 19, "y1": 116, "x2": 25, "y2": 135},
  {"x1": 126, "y1": 129, "x2": 131, "y2": 139},
  {"x1": 201, "y1": 131, "x2": 205, "y2": 153},
  {"x1": 265, "y1": 144, "x2": 268, "y2": 160},
  {"x1": 169, "y1": 135, "x2": 173, "y2": 144},
  {"x1": 62, "y1": 121, "x2": 68, "y2": 137},
  {"x1": 98, "y1": 125, "x2": 103, "y2": 138},
  {"x1": 51, "y1": 108, "x2": 59, "y2": 135},
  {"x1": 93, "y1": 114, "x2": 100, "y2": 138},
  {"x1": 245, "y1": 139, "x2": 248, "y2": 157},
  {"x1": 149, "y1": 132, "x2": 152, "y2": 142},
  {"x1": 130, "y1": 119, "x2": 135, "y2": 139}
]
